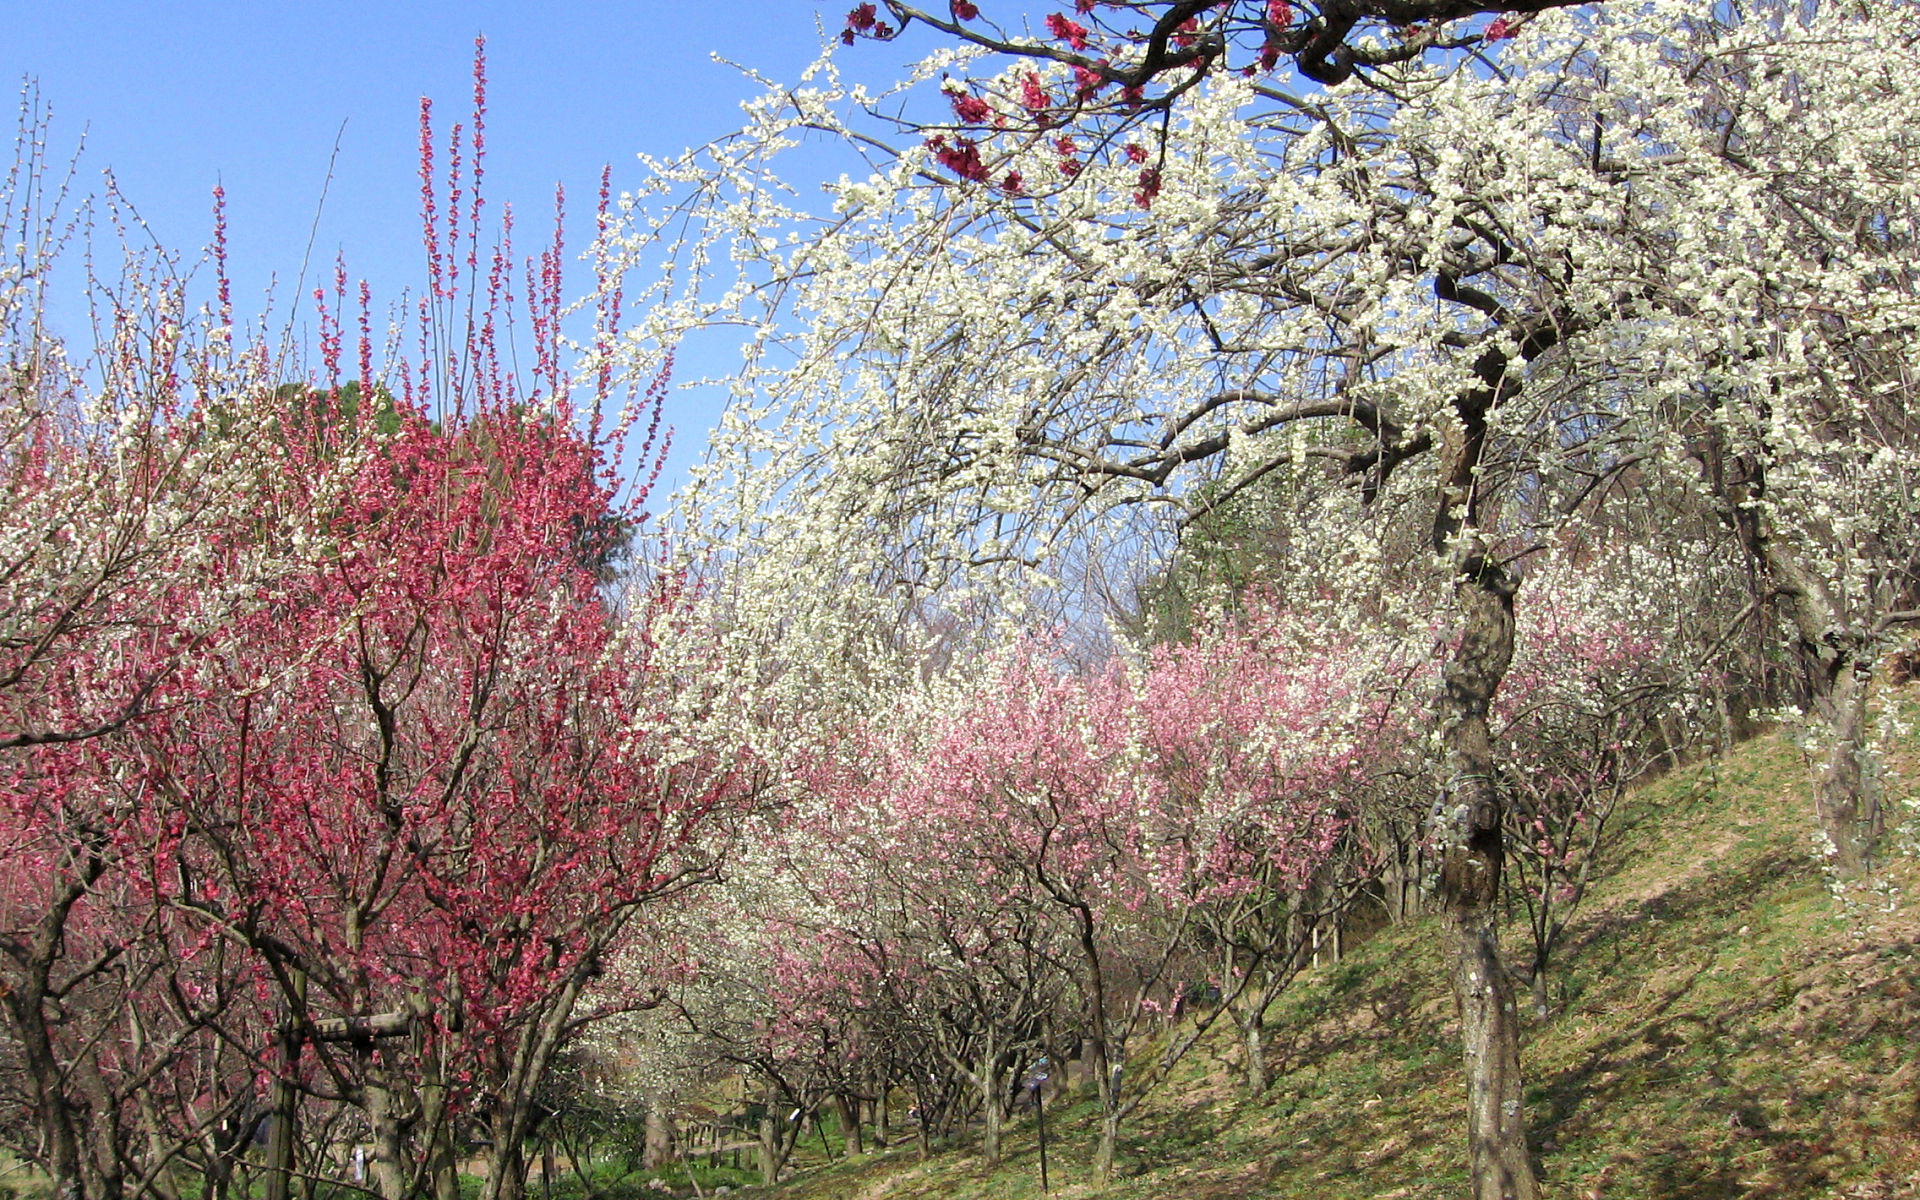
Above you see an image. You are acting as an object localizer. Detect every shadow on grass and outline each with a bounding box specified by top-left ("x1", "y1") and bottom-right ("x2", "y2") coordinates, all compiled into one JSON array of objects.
[{"x1": 1528, "y1": 845, "x2": 1897, "y2": 1199}]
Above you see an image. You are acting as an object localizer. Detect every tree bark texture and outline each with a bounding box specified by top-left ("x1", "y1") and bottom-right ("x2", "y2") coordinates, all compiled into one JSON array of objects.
[
  {"x1": 758, "y1": 1087, "x2": 786, "y2": 1187},
  {"x1": 1435, "y1": 557, "x2": 1539, "y2": 1200},
  {"x1": 264, "y1": 969, "x2": 305, "y2": 1200},
  {"x1": 977, "y1": 1050, "x2": 1004, "y2": 1165},
  {"x1": 1810, "y1": 643, "x2": 1882, "y2": 875},
  {"x1": 835, "y1": 1092, "x2": 863, "y2": 1156},
  {"x1": 1236, "y1": 1003, "x2": 1269, "y2": 1097},
  {"x1": 364, "y1": 1081, "x2": 410, "y2": 1200},
  {"x1": 644, "y1": 1097, "x2": 675, "y2": 1168},
  {"x1": 6, "y1": 866, "x2": 111, "y2": 1200}
]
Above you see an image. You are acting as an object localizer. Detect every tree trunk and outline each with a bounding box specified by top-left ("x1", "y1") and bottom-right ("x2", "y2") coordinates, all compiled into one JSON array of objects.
[
  {"x1": 1070, "y1": 899, "x2": 1119, "y2": 1189},
  {"x1": 419, "y1": 1056, "x2": 461, "y2": 1200},
  {"x1": 1383, "y1": 844, "x2": 1424, "y2": 924},
  {"x1": 977, "y1": 1049, "x2": 1004, "y2": 1165},
  {"x1": 1813, "y1": 657, "x2": 1881, "y2": 875},
  {"x1": 1435, "y1": 557, "x2": 1539, "y2": 1200},
  {"x1": 834, "y1": 1092, "x2": 862, "y2": 1157},
  {"x1": 428, "y1": 1111, "x2": 461, "y2": 1200},
  {"x1": 1092, "y1": 1107, "x2": 1121, "y2": 1186},
  {"x1": 488, "y1": 1111, "x2": 527, "y2": 1200},
  {"x1": 72, "y1": 1059, "x2": 123, "y2": 1200},
  {"x1": 913, "y1": 1092, "x2": 930, "y2": 1159},
  {"x1": 643, "y1": 1097, "x2": 674, "y2": 1169},
  {"x1": 9, "y1": 869, "x2": 107, "y2": 1200},
  {"x1": 980, "y1": 1083, "x2": 1002, "y2": 1166},
  {"x1": 431, "y1": 1138, "x2": 461, "y2": 1200},
  {"x1": 758, "y1": 1105, "x2": 780, "y2": 1185},
  {"x1": 1728, "y1": 466, "x2": 1885, "y2": 875},
  {"x1": 12, "y1": 995, "x2": 86, "y2": 1200},
  {"x1": 126, "y1": 1008, "x2": 184, "y2": 1200},
  {"x1": 872, "y1": 1079, "x2": 890, "y2": 1150},
  {"x1": 1449, "y1": 906, "x2": 1534, "y2": 1200},
  {"x1": 264, "y1": 970, "x2": 305, "y2": 1200},
  {"x1": 479, "y1": 965, "x2": 593, "y2": 1200},
  {"x1": 1235, "y1": 1001, "x2": 1269, "y2": 1096},
  {"x1": 364, "y1": 1082, "x2": 410, "y2": 1200},
  {"x1": 1525, "y1": 955, "x2": 1552, "y2": 1022},
  {"x1": 1771, "y1": 546, "x2": 1884, "y2": 874}
]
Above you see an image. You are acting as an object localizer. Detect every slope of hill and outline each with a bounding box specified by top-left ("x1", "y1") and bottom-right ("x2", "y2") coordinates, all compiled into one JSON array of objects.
[{"x1": 754, "y1": 722, "x2": 1920, "y2": 1200}]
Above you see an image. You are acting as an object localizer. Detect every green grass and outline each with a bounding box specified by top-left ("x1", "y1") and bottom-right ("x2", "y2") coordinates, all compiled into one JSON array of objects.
[
  {"x1": 739, "y1": 710, "x2": 1920, "y2": 1200},
  {"x1": 491, "y1": 1159, "x2": 761, "y2": 1200},
  {"x1": 0, "y1": 1154, "x2": 51, "y2": 1200}
]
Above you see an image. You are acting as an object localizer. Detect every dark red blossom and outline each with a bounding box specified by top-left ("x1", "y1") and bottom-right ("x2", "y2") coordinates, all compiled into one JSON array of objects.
[
  {"x1": 1258, "y1": 0, "x2": 1293, "y2": 67},
  {"x1": 1133, "y1": 166, "x2": 1163, "y2": 208},
  {"x1": 1054, "y1": 136, "x2": 1083, "y2": 176},
  {"x1": 953, "y1": 0, "x2": 980, "y2": 18},
  {"x1": 1484, "y1": 14, "x2": 1517, "y2": 39},
  {"x1": 1124, "y1": 142, "x2": 1148, "y2": 163},
  {"x1": 1000, "y1": 170, "x2": 1024, "y2": 194},
  {"x1": 928, "y1": 135, "x2": 991, "y2": 182},
  {"x1": 1046, "y1": 12, "x2": 1091, "y2": 49},
  {"x1": 947, "y1": 87, "x2": 993, "y2": 124},
  {"x1": 842, "y1": 3, "x2": 894, "y2": 42},
  {"x1": 1020, "y1": 72, "x2": 1052, "y2": 112}
]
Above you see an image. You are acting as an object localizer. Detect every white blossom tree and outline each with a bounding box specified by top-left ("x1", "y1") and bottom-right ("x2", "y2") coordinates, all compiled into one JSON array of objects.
[{"x1": 619, "y1": 2, "x2": 1920, "y2": 1193}]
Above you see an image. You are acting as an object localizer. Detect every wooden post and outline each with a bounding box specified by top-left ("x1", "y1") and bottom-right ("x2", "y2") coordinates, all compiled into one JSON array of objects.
[
  {"x1": 264, "y1": 970, "x2": 306, "y2": 1200},
  {"x1": 270, "y1": 1002, "x2": 412, "y2": 1200},
  {"x1": 1032, "y1": 1081, "x2": 1049, "y2": 1196}
]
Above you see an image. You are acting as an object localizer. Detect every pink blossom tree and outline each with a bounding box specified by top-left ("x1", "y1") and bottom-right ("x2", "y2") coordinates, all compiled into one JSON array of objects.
[{"x1": 778, "y1": 607, "x2": 1373, "y2": 1183}]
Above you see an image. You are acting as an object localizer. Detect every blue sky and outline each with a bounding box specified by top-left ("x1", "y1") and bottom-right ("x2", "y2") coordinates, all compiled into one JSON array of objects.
[{"x1": 2, "y1": 2, "x2": 905, "y2": 491}]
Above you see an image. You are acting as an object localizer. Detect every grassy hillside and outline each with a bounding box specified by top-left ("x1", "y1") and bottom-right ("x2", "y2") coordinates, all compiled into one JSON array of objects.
[{"x1": 751, "y1": 721, "x2": 1920, "y2": 1199}]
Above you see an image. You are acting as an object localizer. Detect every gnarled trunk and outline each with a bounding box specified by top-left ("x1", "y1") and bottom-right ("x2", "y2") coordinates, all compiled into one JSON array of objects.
[
  {"x1": 1812, "y1": 652, "x2": 1881, "y2": 875},
  {"x1": 1434, "y1": 556, "x2": 1538, "y2": 1200},
  {"x1": 10, "y1": 991, "x2": 86, "y2": 1200},
  {"x1": 1092, "y1": 1100, "x2": 1121, "y2": 1186},
  {"x1": 835, "y1": 1091, "x2": 862, "y2": 1156},
  {"x1": 1765, "y1": 547, "x2": 1886, "y2": 873},
  {"x1": 1719, "y1": 447, "x2": 1887, "y2": 875}
]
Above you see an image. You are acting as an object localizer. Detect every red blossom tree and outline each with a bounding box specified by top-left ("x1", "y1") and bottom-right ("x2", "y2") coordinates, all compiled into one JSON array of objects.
[
  {"x1": 4, "y1": 43, "x2": 738, "y2": 1200},
  {"x1": 133, "y1": 388, "x2": 734, "y2": 1200}
]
